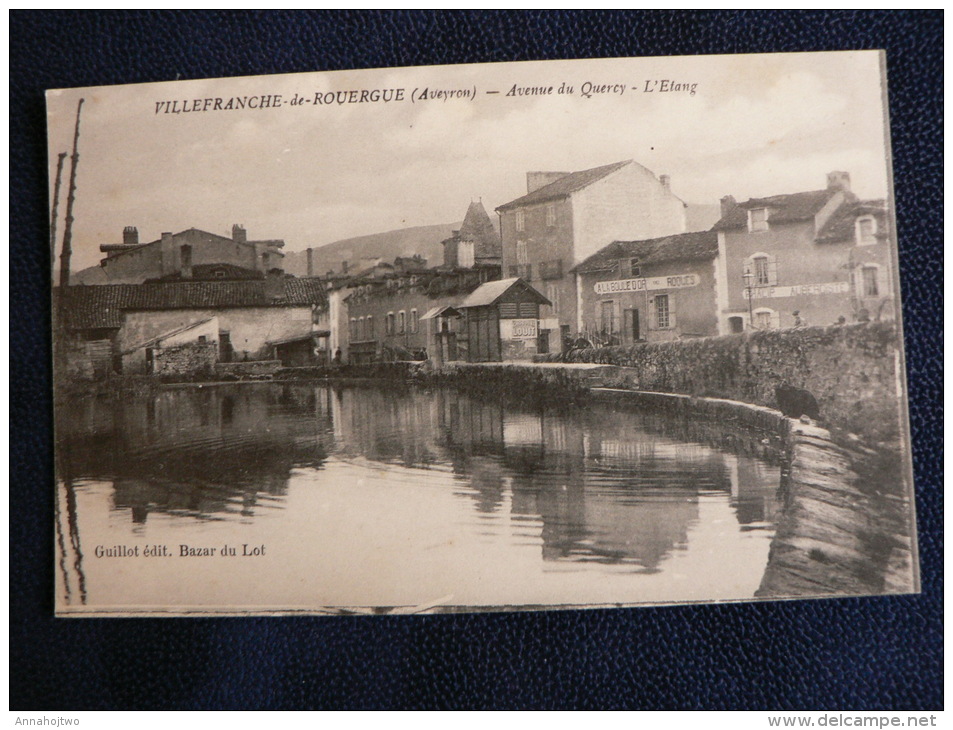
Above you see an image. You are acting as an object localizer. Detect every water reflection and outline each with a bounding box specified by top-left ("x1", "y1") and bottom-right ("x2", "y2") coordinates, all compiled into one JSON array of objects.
[
  {"x1": 57, "y1": 384, "x2": 333, "y2": 524},
  {"x1": 57, "y1": 382, "x2": 783, "y2": 609},
  {"x1": 329, "y1": 386, "x2": 782, "y2": 571}
]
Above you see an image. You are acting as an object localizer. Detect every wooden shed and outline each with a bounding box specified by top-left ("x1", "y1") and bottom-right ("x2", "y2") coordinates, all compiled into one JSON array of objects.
[{"x1": 456, "y1": 278, "x2": 551, "y2": 362}]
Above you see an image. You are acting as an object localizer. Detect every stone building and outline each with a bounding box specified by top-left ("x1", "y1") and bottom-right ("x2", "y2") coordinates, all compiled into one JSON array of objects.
[
  {"x1": 441, "y1": 200, "x2": 501, "y2": 269},
  {"x1": 334, "y1": 201, "x2": 503, "y2": 364},
  {"x1": 574, "y1": 230, "x2": 720, "y2": 345},
  {"x1": 60, "y1": 276, "x2": 327, "y2": 375},
  {"x1": 495, "y1": 160, "x2": 688, "y2": 351},
  {"x1": 342, "y1": 265, "x2": 500, "y2": 364},
  {"x1": 97, "y1": 225, "x2": 285, "y2": 284},
  {"x1": 713, "y1": 172, "x2": 892, "y2": 333}
]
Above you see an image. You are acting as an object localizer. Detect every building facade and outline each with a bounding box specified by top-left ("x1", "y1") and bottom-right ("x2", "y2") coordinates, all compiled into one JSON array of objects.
[
  {"x1": 98, "y1": 225, "x2": 285, "y2": 284},
  {"x1": 713, "y1": 172, "x2": 891, "y2": 333},
  {"x1": 496, "y1": 160, "x2": 688, "y2": 350},
  {"x1": 60, "y1": 276, "x2": 327, "y2": 374},
  {"x1": 343, "y1": 265, "x2": 500, "y2": 364},
  {"x1": 574, "y1": 231, "x2": 720, "y2": 345}
]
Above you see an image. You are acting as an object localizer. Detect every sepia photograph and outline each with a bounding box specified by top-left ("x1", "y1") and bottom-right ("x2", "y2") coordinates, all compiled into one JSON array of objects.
[{"x1": 48, "y1": 50, "x2": 918, "y2": 616}]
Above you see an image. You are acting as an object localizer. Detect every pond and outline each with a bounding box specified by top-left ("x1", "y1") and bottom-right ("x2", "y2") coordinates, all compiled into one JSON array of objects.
[{"x1": 55, "y1": 382, "x2": 783, "y2": 613}]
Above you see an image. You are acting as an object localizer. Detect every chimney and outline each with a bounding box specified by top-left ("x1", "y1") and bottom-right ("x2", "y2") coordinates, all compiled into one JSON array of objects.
[
  {"x1": 160, "y1": 232, "x2": 175, "y2": 276},
  {"x1": 659, "y1": 174, "x2": 671, "y2": 191},
  {"x1": 232, "y1": 224, "x2": 247, "y2": 244},
  {"x1": 180, "y1": 244, "x2": 193, "y2": 279},
  {"x1": 306, "y1": 247, "x2": 314, "y2": 277},
  {"x1": 720, "y1": 195, "x2": 737, "y2": 217},
  {"x1": 526, "y1": 171, "x2": 571, "y2": 194},
  {"x1": 826, "y1": 171, "x2": 851, "y2": 192},
  {"x1": 123, "y1": 226, "x2": 138, "y2": 245},
  {"x1": 264, "y1": 269, "x2": 284, "y2": 301}
]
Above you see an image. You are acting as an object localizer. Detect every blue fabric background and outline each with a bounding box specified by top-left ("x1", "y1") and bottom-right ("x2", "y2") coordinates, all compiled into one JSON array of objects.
[{"x1": 10, "y1": 11, "x2": 942, "y2": 710}]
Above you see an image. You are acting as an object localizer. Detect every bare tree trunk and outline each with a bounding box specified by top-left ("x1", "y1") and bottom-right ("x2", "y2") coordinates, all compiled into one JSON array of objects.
[
  {"x1": 49, "y1": 151, "x2": 67, "y2": 286},
  {"x1": 58, "y1": 97, "x2": 84, "y2": 291}
]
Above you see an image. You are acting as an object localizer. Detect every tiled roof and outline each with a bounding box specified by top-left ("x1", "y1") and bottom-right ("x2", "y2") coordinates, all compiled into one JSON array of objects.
[
  {"x1": 496, "y1": 161, "x2": 632, "y2": 211},
  {"x1": 815, "y1": 199, "x2": 889, "y2": 243},
  {"x1": 60, "y1": 279, "x2": 326, "y2": 330},
  {"x1": 457, "y1": 277, "x2": 551, "y2": 308},
  {"x1": 574, "y1": 231, "x2": 719, "y2": 273},
  {"x1": 146, "y1": 263, "x2": 265, "y2": 282},
  {"x1": 712, "y1": 190, "x2": 838, "y2": 231}
]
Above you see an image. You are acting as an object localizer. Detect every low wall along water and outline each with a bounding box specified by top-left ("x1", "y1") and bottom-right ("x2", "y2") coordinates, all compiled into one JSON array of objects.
[{"x1": 542, "y1": 322, "x2": 903, "y2": 446}]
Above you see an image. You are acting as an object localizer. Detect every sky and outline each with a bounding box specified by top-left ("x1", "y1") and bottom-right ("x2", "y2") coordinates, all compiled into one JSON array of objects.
[{"x1": 46, "y1": 51, "x2": 892, "y2": 273}]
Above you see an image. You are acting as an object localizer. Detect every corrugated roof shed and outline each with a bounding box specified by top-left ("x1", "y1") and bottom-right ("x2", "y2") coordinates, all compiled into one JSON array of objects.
[
  {"x1": 60, "y1": 279, "x2": 326, "y2": 330},
  {"x1": 574, "y1": 231, "x2": 719, "y2": 273},
  {"x1": 496, "y1": 160, "x2": 632, "y2": 211},
  {"x1": 456, "y1": 278, "x2": 551, "y2": 308}
]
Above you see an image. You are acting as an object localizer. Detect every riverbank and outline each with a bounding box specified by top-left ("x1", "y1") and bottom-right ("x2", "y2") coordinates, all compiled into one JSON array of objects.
[
  {"x1": 55, "y1": 360, "x2": 918, "y2": 601},
  {"x1": 426, "y1": 363, "x2": 918, "y2": 599}
]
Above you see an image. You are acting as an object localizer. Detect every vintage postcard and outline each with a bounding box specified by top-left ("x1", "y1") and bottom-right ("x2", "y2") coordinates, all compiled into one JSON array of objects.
[{"x1": 50, "y1": 51, "x2": 918, "y2": 616}]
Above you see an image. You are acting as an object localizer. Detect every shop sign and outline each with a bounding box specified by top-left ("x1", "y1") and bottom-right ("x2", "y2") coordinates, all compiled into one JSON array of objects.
[
  {"x1": 743, "y1": 281, "x2": 849, "y2": 299},
  {"x1": 501, "y1": 318, "x2": 538, "y2": 340},
  {"x1": 594, "y1": 274, "x2": 699, "y2": 296}
]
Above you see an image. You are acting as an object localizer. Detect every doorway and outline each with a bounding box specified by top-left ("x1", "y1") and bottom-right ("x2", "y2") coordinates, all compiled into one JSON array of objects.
[{"x1": 623, "y1": 308, "x2": 640, "y2": 343}]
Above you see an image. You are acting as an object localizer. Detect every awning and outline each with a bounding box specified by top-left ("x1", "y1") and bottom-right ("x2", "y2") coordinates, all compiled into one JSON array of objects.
[{"x1": 420, "y1": 305, "x2": 461, "y2": 320}]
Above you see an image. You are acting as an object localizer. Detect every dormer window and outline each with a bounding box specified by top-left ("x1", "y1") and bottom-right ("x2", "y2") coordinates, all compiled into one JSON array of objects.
[
  {"x1": 856, "y1": 216, "x2": 877, "y2": 245},
  {"x1": 748, "y1": 208, "x2": 769, "y2": 232},
  {"x1": 629, "y1": 258, "x2": 642, "y2": 277}
]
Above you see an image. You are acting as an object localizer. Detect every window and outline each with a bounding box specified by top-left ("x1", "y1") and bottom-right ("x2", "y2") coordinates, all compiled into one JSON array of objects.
[
  {"x1": 540, "y1": 259, "x2": 563, "y2": 280},
  {"x1": 180, "y1": 244, "x2": 192, "y2": 269},
  {"x1": 856, "y1": 216, "x2": 877, "y2": 245},
  {"x1": 745, "y1": 253, "x2": 777, "y2": 287},
  {"x1": 545, "y1": 283, "x2": 559, "y2": 315},
  {"x1": 459, "y1": 241, "x2": 475, "y2": 268},
  {"x1": 359, "y1": 317, "x2": 366, "y2": 340},
  {"x1": 197, "y1": 335, "x2": 207, "y2": 343},
  {"x1": 366, "y1": 315, "x2": 374, "y2": 338},
  {"x1": 546, "y1": 204, "x2": 555, "y2": 227},
  {"x1": 515, "y1": 209, "x2": 525, "y2": 232},
  {"x1": 862, "y1": 266, "x2": 880, "y2": 297},
  {"x1": 629, "y1": 258, "x2": 642, "y2": 278},
  {"x1": 410, "y1": 309, "x2": 418, "y2": 334},
  {"x1": 600, "y1": 300, "x2": 617, "y2": 334},
  {"x1": 349, "y1": 317, "x2": 357, "y2": 339},
  {"x1": 748, "y1": 208, "x2": 768, "y2": 232},
  {"x1": 655, "y1": 294, "x2": 670, "y2": 329},
  {"x1": 386, "y1": 312, "x2": 395, "y2": 336},
  {"x1": 398, "y1": 310, "x2": 406, "y2": 334},
  {"x1": 213, "y1": 270, "x2": 226, "y2": 279},
  {"x1": 516, "y1": 240, "x2": 529, "y2": 265},
  {"x1": 753, "y1": 308, "x2": 778, "y2": 330}
]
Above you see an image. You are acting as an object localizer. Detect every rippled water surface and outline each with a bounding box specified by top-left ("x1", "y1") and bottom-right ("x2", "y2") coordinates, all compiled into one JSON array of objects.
[{"x1": 56, "y1": 382, "x2": 782, "y2": 612}]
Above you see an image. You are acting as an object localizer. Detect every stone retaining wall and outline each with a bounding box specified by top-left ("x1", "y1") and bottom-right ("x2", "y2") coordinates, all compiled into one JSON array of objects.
[
  {"x1": 152, "y1": 342, "x2": 217, "y2": 377},
  {"x1": 541, "y1": 322, "x2": 903, "y2": 444}
]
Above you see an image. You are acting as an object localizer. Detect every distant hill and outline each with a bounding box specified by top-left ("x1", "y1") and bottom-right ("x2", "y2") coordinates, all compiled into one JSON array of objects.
[{"x1": 283, "y1": 222, "x2": 464, "y2": 277}]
